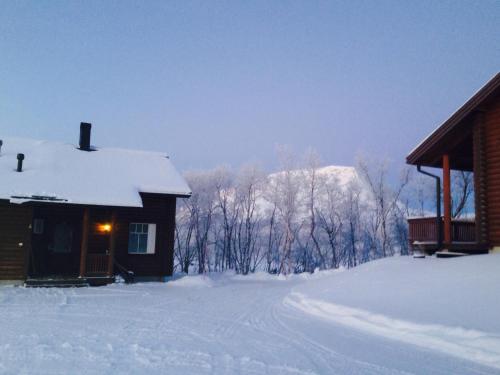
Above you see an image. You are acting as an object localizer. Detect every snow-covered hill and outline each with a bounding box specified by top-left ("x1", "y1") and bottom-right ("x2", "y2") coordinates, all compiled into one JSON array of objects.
[
  {"x1": 268, "y1": 165, "x2": 360, "y2": 188},
  {"x1": 260, "y1": 164, "x2": 369, "y2": 216},
  {"x1": 1, "y1": 254, "x2": 499, "y2": 374}
]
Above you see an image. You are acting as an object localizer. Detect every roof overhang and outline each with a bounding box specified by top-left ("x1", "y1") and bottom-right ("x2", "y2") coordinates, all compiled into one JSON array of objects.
[{"x1": 406, "y1": 73, "x2": 500, "y2": 171}]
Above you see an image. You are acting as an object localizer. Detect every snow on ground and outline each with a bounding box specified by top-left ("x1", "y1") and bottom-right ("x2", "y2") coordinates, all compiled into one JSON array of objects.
[{"x1": 1, "y1": 255, "x2": 500, "y2": 374}]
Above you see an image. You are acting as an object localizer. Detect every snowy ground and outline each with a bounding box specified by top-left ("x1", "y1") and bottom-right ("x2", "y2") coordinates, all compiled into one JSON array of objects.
[{"x1": 1, "y1": 255, "x2": 500, "y2": 374}]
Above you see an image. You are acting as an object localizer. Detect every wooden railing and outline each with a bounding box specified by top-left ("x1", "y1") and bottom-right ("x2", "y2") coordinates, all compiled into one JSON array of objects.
[
  {"x1": 86, "y1": 254, "x2": 109, "y2": 275},
  {"x1": 451, "y1": 220, "x2": 476, "y2": 242},
  {"x1": 408, "y1": 217, "x2": 475, "y2": 245},
  {"x1": 408, "y1": 217, "x2": 439, "y2": 243}
]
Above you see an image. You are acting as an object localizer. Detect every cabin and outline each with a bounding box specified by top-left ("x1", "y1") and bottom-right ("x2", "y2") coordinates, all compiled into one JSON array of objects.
[
  {"x1": 0, "y1": 123, "x2": 191, "y2": 286},
  {"x1": 407, "y1": 73, "x2": 500, "y2": 255}
]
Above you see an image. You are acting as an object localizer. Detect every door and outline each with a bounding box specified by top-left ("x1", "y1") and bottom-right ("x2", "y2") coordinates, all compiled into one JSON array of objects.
[{"x1": 30, "y1": 210, "x2": 82, "y2": 277}]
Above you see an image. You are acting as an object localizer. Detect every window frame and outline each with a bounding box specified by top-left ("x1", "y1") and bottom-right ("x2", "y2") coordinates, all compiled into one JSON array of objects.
[
  {"x1": 128, "y1": 223, "x2": 156, "y2": 255},
  {"x1": 33, "y1": 218, "x2": 44, "y2": 235}
]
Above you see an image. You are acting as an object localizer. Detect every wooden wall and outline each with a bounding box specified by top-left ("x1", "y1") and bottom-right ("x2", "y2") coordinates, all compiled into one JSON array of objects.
[
  {"x1": 113, "y1": 194, "x2": 177, "y2": 278},
  {"x1": 31, "y1": 194, "x2": 177, "y2": 278},
  {"x1": 44, "y1": 194, "x2": 177, "y2": 278},
  {"x1": 0, "y1": 193, "x2": 177, "y2": 281},
  {"x1": 0, "y1": 202, "x2": 32, "y2": 280},
  {"x1": 485, "y1": 96, "x2": 500, "y2": 246}
]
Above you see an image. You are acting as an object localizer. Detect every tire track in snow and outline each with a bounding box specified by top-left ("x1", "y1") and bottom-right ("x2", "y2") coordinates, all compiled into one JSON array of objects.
[
  {"x1": 270, "y1": 294, "x2": 413, "y2": 375},
  {"x1": 284, "y1": 292, "x2": 500, "y2": 371}
]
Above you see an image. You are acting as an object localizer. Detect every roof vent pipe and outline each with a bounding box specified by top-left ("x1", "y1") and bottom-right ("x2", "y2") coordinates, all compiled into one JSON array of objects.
[
  {"x1": 79, "y1": 122, "x2": 92, "y2": 151},
  {"x1": 0, "y1": 139, "x2": 3, "y2": 154},
  {"x1": 17, "y1": 153, "x2": 24, "y2": 172}
]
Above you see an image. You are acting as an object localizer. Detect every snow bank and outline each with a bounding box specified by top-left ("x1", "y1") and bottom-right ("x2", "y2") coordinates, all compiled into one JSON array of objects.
[
  {"x1": 229, "y1": 268, "x2": 345, "y2": 283},
  {"x1": 230, "y1": 272, "x2": 287, "y2": 282},
  {"x1": 285, "y1": 254, "x2": 500, "y2": 371},
  {"x1": 168, "y1": 275, "x2": 214, "y2": 288},
  {"x1": 285, "y1": 292, "x2": 500, "y2": 370}
]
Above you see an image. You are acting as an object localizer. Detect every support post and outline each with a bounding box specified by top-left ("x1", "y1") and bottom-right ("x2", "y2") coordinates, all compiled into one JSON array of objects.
[
  {"x1": 443, "y1": 154, "x2": 452, "y2": 247},
  {"x1": 79, "y1": 208, "x2": 90, "y2": 278},
  {"x1": 107, "y1": 211, "x2": 117, "y2": 277}
]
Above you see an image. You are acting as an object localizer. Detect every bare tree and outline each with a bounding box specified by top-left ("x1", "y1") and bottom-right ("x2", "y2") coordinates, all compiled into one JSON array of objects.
[
  {"x1": 273, "y1": 146, "x2": 300, "y2": 274},
  {"x1": 302, "y1": 149, "x2": 328, "y2": 270},
  {"x1": 358, "y1": 158, "x2": 410, "y2": 258},
  {"x1": 184, "y1": 170, "x2": 218, "y2": 274},
  {"x1": 342, "y1": 180, "x2": 362, "y2": 268},
  {"x1": 263, "y1": 181, "x2": 284, "y2": 273},
  {"x1": 408, "y1": 171, "x2": 434, "y2": 217},
  {"x1": 175, "y1": 152, "x2": 414, "y2": 275},
  {"x1": 316, "y1": 177, "x2": 344, "y2": 269},
  {"x1": 452, "y1": 170, "x2": 474, "y2": 218},
  {"x1": 212, "y1": 166, "x2": 238, "y2": 271},
  {"x1": 174, "y1": 202, "x2": 196, "y2": 273},
  {"x1": 233, "y1": 164, "x2": 265, "y2": 274}
]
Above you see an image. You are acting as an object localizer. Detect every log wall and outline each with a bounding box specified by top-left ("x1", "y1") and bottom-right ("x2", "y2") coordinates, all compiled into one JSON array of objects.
[
  {"x1": 0, "y1": 202, "x2": 32, "y2": 280},
  {"x1": 484, "y1": 96, "x2": 500, "y2": 246}
]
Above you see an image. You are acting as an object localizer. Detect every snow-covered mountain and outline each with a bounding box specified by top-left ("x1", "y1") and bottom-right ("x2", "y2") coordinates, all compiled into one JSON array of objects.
[
  {"x1": 261, "y1": 164, "x2": 370, "y2": 218},
  {"x1": 267, "y1": 165, "x2": 360, "y2": 188}
]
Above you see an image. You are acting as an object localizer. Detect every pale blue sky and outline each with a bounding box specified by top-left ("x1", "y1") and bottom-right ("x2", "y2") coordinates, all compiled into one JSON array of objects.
[{"x1": 1, "y1": 1, "x2": 499, "y2": 172}]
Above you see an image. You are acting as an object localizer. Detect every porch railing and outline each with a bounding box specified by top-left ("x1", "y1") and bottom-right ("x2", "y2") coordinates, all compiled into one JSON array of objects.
[
  {"x1": 408, "y1": 217, "x2": 476, "y2": 245},
  {"x1": 86, "y1": 254, "x2": 109, "y2": 275}
]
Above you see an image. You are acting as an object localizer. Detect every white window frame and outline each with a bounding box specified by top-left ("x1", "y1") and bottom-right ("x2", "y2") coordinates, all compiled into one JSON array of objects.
[
  {"x1": 128, "y1": 223, "x2": 156, "y2": 254},
  {"x1": 33, "y1": 218, "x2": 44, "y2": 234}
]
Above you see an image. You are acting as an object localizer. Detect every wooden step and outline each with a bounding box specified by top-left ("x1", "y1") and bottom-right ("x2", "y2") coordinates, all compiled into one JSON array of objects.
[
  {"x1": 25, "y1": 278, "x2": 90, "y2": 288},
  {"x1": 435, "y1": 251, "x2": 468, "y2": 258},
  {"x1": 87, "y1": 276, "x2": 115, "y2": 286}
]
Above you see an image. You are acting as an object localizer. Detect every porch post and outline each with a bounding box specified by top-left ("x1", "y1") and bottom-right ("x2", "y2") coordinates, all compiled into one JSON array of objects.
[
  {"x1": 107, "y1": 211, "x2": 117, "y2": 277},
  {"x1": 443, "y1": 154, "x2": 452, "y2": 247},
  {"x1": 79, "y1": 208, "x2": 90, "y2": 278}
]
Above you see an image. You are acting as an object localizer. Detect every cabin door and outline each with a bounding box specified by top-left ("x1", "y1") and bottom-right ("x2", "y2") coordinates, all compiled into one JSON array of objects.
[{"x1": 30, "y1": 215, "x2": 81, "y2": 277}]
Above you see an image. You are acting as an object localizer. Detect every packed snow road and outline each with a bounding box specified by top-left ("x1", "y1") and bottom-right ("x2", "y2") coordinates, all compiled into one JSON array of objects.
[{"x1": 1, "y1": 255, "x2": 499, "y2": 374}]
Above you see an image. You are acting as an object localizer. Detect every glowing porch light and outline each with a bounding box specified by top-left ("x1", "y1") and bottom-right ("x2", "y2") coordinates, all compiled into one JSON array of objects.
[{"x1": 97, "y1": 223, "x2": 112, "y2": 233}]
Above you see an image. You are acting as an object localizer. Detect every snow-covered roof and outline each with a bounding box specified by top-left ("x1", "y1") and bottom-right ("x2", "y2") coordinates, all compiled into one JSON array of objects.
[
  {"x1": 0, "y1": 137, "x2": 191, "y2": 207},
  {"x1": 406, "y1": 72, "x2": 500, "y2": 168}
]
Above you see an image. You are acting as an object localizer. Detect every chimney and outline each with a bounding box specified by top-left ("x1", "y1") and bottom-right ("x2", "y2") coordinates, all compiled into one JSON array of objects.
[
  {"x1": 79, "y1": 122, "x2": 92, "y2": 151},
  {"x1": 17, "y1": 153, "x2": 24, "y2": 172},
  {"x1": 0, "y1": 139, "x2": 3, "y2": 154}
]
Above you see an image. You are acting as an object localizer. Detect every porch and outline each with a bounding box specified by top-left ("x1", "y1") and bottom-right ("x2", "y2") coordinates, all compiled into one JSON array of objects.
[
  {"x1": 408, "y1": 217, "x2": 488, "y2": 254},
  {"x1": 28, "y1": 206, "x2": 120, "y2": 286},
  {"x1": 406, "y1": 74, "x2": 500, "y2": 254},
  {"x1": 406, "y1": 111, "x2": 490, "y2": 254}
]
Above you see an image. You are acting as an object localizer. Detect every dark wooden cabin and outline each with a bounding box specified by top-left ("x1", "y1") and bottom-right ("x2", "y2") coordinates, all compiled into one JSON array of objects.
[
  {"x1": 407, "y1": 73, "x2": 500, "y2": 255},
  {"x1": 0, "y1": 123, "x2": 191, "y2": 286}
]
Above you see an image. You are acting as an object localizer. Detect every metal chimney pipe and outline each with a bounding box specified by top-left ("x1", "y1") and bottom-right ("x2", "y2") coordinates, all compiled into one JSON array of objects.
[
  {"x1": 17, "y1": 153, "x2": 24, "y2": 172},
  {"x1": 79, "y1": 122, "x2": 92, "y2": 151},
  {"x1": 0, "y1": 139, "x2": 3, "y2": 154}
]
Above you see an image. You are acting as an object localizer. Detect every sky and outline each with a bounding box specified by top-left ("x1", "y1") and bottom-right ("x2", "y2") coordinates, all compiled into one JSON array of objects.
[{"x1": 0, "y1": 1, "x2": 499, "y2": 173}]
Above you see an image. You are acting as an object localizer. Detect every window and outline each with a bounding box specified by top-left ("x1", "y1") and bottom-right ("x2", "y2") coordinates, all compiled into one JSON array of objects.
[
  {"x1": 128, "y1": 223, "x2": 156, "y2": 254},
  {"x1": 33, "y1": 219, "x2": 44, "y2": 234}
]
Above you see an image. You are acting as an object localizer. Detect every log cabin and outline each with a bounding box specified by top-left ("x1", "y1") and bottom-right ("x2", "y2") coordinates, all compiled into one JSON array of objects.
[
  {"x1": 407, "y1": 73, "x2": 500, "y2": 255},
  {"x1": 0, "y1": 123, "x2": 191, "y2": 286}
]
